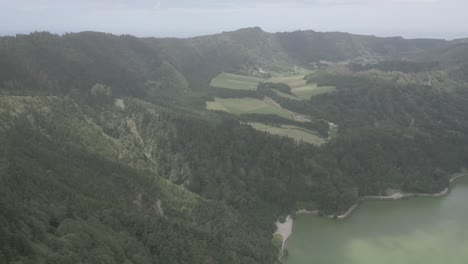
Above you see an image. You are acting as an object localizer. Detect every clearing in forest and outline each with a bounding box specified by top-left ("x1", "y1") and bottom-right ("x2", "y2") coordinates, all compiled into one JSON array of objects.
[
  {"x1": 210, "y1": 70, "x2": 336, "y2": 100},
  {"x1": 269, "y1": 73, "x2": 336, "y2": 100},
  {"x1": 209, "y1": 73, "x2": 263, "y2": 90},
  {"x1": 248, "y1": 122, "x2": 326, "y2": 145},
  {"x1": 206, "y1": 97, "x2": 293, "y2": 120},
  {"x1": 291, "y1": 83, "x2": 336, "y2": 100}
]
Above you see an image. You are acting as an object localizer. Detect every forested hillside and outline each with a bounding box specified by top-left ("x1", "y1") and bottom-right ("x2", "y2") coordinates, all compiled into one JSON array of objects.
[
  {"x1": 1, "y1": 28, "x2": 468, "y2": 264},
  {"x1": 276, "y1": 30, "x2": 446, "y2": 63}
]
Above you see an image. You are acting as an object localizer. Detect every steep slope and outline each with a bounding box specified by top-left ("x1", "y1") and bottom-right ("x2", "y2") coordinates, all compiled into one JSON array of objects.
[
  {"x1": 0, "y1": 96, "x2": 280, "y2": 264},
  {"x1": 0, "y1": 32, "x2": 188, "y2": 97}
]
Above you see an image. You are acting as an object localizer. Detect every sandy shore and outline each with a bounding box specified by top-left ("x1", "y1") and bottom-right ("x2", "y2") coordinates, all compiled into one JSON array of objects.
[
  {"x1": 273, "y1": 171, "x2": 468, "y2": 259},
  {"x1": 449, "y1": 172, "x2": 468, "y2": 183},
  {"x1": 274, "y1": 215, "x2": 293, "y2": 259}
]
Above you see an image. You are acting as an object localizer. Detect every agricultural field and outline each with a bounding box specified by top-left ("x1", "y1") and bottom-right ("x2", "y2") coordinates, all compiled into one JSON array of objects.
[
  {"x1": 209, "y1": 72, "x2": 264, "y2": 90},
  {"x1": 292, "y1": 83, "x2": 336, "y2": 100},
  {"x1": 209, "y1": 69, "x2": 336, "y2": 100},
  {"x1": 269, "y1": 73, "x2": 312, "y2": 89},
  {"x1": 248, "y1": 122, "x2": 326, "y2": 145},
  {"x1": 269, "y1": 72, "x2": 336, "y2": 100},
  {"x1": 206, "y1": 97, "x2": 293, "y2": 119},
  {"x1": 273, "y1": 89, "x2": 300, "y2": 100}
]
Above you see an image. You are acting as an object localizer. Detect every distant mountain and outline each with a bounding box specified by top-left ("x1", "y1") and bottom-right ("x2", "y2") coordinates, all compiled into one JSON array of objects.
[
  {"x1": 1, "y1": 28, "x2": 465, "y2": 97},
  {"x1": 276, "y1": 30, "x2": 447, "y2": 62}
]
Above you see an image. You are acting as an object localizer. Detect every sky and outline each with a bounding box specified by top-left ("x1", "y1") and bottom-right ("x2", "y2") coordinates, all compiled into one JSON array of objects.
[{"x1": 1, "y1": 0, "x2": 468, "y2": 40}]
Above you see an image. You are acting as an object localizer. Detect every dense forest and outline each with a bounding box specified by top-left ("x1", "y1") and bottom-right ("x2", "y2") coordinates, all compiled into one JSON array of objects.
[{"x1": 1, "y1": 28, "x2": 468, "y2": 264}]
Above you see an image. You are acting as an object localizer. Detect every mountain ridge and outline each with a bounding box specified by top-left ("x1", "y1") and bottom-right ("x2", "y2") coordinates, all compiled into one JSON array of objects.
[{"x1": 2, "y1": 27, "x2": 464, "y2": 97}]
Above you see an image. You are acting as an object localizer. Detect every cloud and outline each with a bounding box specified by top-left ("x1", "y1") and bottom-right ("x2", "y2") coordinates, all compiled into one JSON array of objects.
[{"x1": 0, "y1": 0, "x2": 453, "y2": 11}]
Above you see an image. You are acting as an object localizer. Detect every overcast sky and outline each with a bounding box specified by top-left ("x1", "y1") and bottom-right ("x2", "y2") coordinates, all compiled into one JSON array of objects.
[{"x1": 1, "y1": 0, "x2": 468, "y2": 39}]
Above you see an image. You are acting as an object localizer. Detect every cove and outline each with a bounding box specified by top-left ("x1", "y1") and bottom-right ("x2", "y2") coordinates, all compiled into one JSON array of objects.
[{"x1": 284, "y1": 176, "x2": 468, "y2": 264}]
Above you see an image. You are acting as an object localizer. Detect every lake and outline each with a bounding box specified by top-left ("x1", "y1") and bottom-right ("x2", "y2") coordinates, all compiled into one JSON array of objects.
[{"x1": 284, "y1": 177, "x2": 468, "y2": 264}]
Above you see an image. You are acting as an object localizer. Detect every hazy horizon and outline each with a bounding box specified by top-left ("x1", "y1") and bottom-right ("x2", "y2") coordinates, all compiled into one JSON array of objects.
[{"x1": 2, "y1": 0, "x2": 468, "y2": 40}]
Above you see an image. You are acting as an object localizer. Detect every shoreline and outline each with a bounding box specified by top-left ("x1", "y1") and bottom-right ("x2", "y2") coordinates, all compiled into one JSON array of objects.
[
  {"x1": 273, "y1": 215, "x2": 293, "y2": 259},
  {"x1": 274, "y1": 171, "x2": 468, "y2": 259},
  {"x1": 332, "y1": 171, "x2": 468, "y2": 220}
]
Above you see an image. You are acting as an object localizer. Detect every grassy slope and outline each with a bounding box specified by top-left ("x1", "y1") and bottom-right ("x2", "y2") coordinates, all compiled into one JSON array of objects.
[
  {"x1": 207, "y1": 97, "x2": 293, "y2": 120},
  {"x1": 268, "y1": 70, "x2": 336, "y2": 100},
  {"x1": 273, "y1": 89, "x2": 300, "y2": 100},
  {"x1": 210, "y1": 73, "x2": 264, "y2": 90},
  {"x1": 248, "y1": 122, "x2": 326, "y2": 145},
  {"x1": 293, "y1": 84, "x2": 336, "y2": 100},
  {"x1": 209, "y1": 70, "x2": 336, "y2": 100}
]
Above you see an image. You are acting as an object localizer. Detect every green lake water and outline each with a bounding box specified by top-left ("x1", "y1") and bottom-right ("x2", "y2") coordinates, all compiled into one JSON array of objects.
[{"x1": 285, "y1": 177, "x2": 468, "y2": 264}]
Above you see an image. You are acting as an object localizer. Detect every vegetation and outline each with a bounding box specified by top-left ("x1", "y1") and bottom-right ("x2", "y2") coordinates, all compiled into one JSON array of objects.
[
  {"x1": 248, "y1": 123, "x2": 326, "y2": 145},
  {"x1": 1, "y1": 28, "x2": 468, "y2": 264},
  {"x1": 266, "y1": 71, "x2": 336, "y2": 100},
  {"x1": 206, "y1": 97, "x2": 293, "y2": 119},
  {"x1": 273, "y1": 89, "x2": 300, "y2": 100},
  {"x1": 210, "y1": 72, "x2": 264, "y2": 90},
  {"x1": 348, "y1": 60, "x2": 440, "y2": 73},
  {"x1": 292, "y1": 83, "x2": 336, "y2": 100},
  {"x1": 209, "y1": 68, "x2": 335, "y2": 100}
]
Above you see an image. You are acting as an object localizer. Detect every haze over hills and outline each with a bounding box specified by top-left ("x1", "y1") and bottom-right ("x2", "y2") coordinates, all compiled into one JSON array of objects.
[
  {"x1": 3, "y1": 0, "x2": 468, "y2": 40},
  {"x1": 0, "y1": 27, "x2": 461, "y2": 95},
  {"x1": 1, "y1": 27, "x2": 468, "y2": 264}
]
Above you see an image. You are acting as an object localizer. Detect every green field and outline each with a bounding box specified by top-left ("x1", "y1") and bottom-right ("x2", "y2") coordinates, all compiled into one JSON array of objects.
[
  {"x1": 210, "y1": 70, "x2": 336, "y2": 100},
  {"x1": 269, "y1": 74, "x2": 311, "y2": 89},
  {"x1": 209, "y1": 72, "x2": 264, "y2": 90},
  {"x1": 269, "y1": 72, "x2": 336, "y2": 100},
  {"x1": 248, "y1": 122, "x2": 326, "y2": 145},
  {"x1": 273, "y1": 89, "x2": 300, "y2": 100},
  {"x1": 206, "y1": 97, "x2": 293, "y2": 119},
  {"x1": 292, "y1": 83, "x2": 336, "y2": 100}
]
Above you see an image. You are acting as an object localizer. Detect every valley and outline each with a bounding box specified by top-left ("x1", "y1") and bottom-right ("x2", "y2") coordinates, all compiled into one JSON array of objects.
[
  {"x1": 1, "y1": 27, "x2": 468, "y2": 264},
  {"x1": 206, "y1": 68, "x2": 336, "y2": 144}
]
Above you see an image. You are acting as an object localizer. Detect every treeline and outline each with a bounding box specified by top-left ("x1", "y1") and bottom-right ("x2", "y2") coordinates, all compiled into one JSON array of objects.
[
  {"x1": 0, "y1": 32, "x2": 162, "y2": 96},
  {"x1": 239, "y1": 114, "x2": 330, "y2": 138},
  {"x1": 257, "y1": 82, "x2": 292, "y2": 94},
  {"x1": 349, "y1": 60, "x2": 439, "y2": 73},
  {"x1": 203, "y1": 86, "x2": 261, "y2": 99}
]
